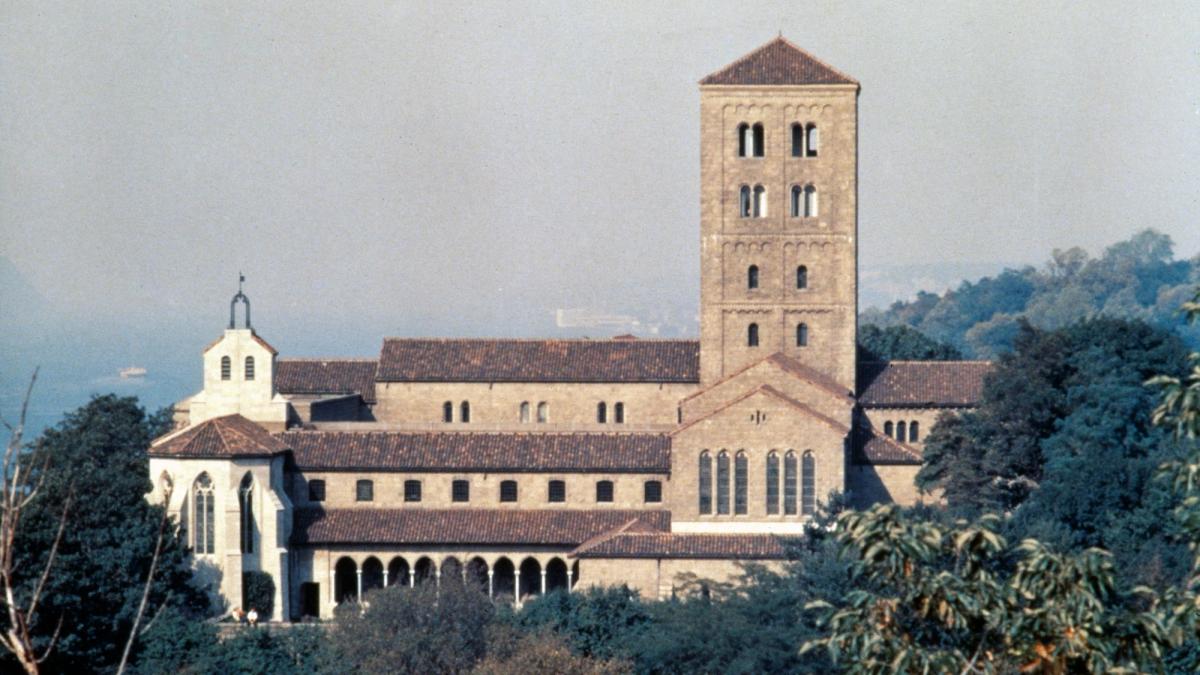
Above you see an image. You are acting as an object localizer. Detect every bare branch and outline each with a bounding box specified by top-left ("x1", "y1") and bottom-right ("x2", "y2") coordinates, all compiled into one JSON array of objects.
[{"x1": 26, "y1": 491, "x2": 72, "y2": 621}]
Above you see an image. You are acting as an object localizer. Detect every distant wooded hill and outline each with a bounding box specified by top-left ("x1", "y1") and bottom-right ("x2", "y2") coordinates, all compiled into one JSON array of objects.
[{"x1": 861, "y1": 230, "x2": 1200, "y2": 358}]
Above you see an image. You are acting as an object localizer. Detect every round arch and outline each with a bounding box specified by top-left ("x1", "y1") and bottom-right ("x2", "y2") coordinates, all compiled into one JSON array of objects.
[
  {"x1": 361, "y1": 557, "x2": 384, "y2": 594},
  {"x1": 387, "y1": 556, "x2": 409, "y2": 587},
  {"x1": 492, "y1": 557, "x2": 516, "y2": 603},
  {"x1": 545, "y1": 558, "x2": 569, "y2": 593},
  {"x1": 518, "y1": 557, "x2": 542, "y2": 601},
  {"x1": 334, "y1": 557, "x2": 358, "y2": 604}
]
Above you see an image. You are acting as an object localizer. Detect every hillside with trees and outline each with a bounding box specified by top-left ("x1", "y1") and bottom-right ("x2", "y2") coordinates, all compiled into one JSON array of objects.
[{"x1": 861, "y1": 229, "x2": 1200, "y2": 357}]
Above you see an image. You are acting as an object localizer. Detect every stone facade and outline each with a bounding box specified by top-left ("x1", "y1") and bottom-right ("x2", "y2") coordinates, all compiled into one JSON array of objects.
[{"x1": 146, "y1": 38, "x2": 990, "y2": 621}]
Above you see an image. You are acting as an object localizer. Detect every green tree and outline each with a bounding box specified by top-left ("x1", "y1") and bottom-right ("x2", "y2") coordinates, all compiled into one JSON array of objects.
[
  {"x1": 858, "y1": 324, "x2": 963, "y2": 361},
  {"x1": 7, "y1": 395, "x2": 205, "y2": 673}
]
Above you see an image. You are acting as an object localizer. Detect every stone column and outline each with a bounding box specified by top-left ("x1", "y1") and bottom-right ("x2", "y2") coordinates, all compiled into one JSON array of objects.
[
  {"x1": 514, "y1": 570, "x2": 521, "y2": 608},
  {"x1": 355, "y1": 568, "x2": 362, "y2": 603},
  {"x1": 487, "y1": 570, "x2": 494, "y2": 599},
  {"x1": 540, "y1": 569, "x2": 546, "y2": 595},
  {"x1": 566, "y1": 568, "x2": 573, "y2": 593},
  {"x1": 409, "y1": 570, "x2": 415, "y2": 587},
  {"x1": 383, "y1": 569, "x2": 389, "y2": 587}
]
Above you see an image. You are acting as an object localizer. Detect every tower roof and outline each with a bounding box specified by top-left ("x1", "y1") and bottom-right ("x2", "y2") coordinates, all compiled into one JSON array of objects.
[{"x1": 700, "y1": 36, "x2": 857, "y2": 87}]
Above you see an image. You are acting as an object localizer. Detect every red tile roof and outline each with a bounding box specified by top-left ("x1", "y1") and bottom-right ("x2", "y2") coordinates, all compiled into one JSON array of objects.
[
  {"x1": 276, "y1": 359, "x2": 378, "y2": 403},
  {"x1": 282, "y1": 431, "x2": 670, "y2": 473},
  {"x1": 851, "y1": 426, "x2": 922, "y2": 465},
  {"x1": 673, "y1": 384, "x2": 850, "y2": 436},
  {"x1": 150, "y1": 414, "x2": 287, "y2": 458},
  {"x1": 292, "y1": 508, "x2": 670, "y2": 546},
  {"x1": 857, "y1": 361, "x2": 992, "y2": 409},
  {"x1": 700, "y1": 36, "x2": 857, "y2": 86},
  {"x1": 573, "y1": 533, "x2": 788, "y2": 559},
  {"x1": 376, "y1": 338, "x2": 699, "y2": 383}
]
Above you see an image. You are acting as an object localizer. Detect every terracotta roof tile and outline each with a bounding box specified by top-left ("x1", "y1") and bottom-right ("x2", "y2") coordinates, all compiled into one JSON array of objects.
[
  {"x1": 292, "y1": 508, "x2": 670, "y2": 546},
  {"x1": 150, "y1": 414, "x2": 287, "y2": 458},
  {"x1": 282, "y1": 431, "x2": 670, "y2": 473},
  {"x1": 377, "y1": 338, "x2": 699, "y2": 383},
  {"x1": 700, "y1": 37, "x2": 857, "y2": 86},
  {"x1": 573, "y1": 533, "x2": 788, "y2": 559},
  {"x1": 276, "y1": 359, "x2": 378, "y2": 403},
  {"x1": 857, "y1": 361, "x2": 992, "y2": 408},
  {"x1": 851, "y1": 425, "x2": 922, "y2": 465}
]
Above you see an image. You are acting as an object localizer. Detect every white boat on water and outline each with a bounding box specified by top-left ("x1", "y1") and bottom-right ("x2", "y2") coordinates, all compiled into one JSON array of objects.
[{"x1": 119, "y1": 366, "x2": 147, "y2": 379}]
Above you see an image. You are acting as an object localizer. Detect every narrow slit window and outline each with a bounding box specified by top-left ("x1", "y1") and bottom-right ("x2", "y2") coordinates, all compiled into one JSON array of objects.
[
  {"x1": 884, "y1": 421, "x2": 894, "y2": 438},
  {"x1": 797, "y1": 265, "x2": 808, "y2": 289},
  {"x1": 766, "y1": 452, "x2": 779, "y2": 515},
  {"x1": 748, "y1": 265, "x2": 759, "y2": 289},
  {"x1": 791, "y1": 123, "x2": 803, "y2": 157},
  {"x1": 752, "y1": 123, "x2": 764, "y2": 157},
  {"x1": 748, "y1": 323, "x2": 759, "y2": 347},
  {"x1": 802, "y1": 452, "x2": 816, "y2": 515},
  {"x1": 737, "y1": 123, "x2": 750, "y2": 157},
  {"x1": 734, "y1": 452, "x2": 748, "y2": 515},
  {"x1": 698, "y1": 452, "x2": 712, "y2": 515},
  {"x1": 614, "y1": 402, "x2": 624, "y2": 424},
  {"x1": 597, "y1": 402, "x2": 607, "y2": 424},
  {"x1": 716, "y1": 451, "x2": 730, "y2": 515},
  {"x1": 897, "y1": 421, "x2": 907, "y2": 443},
  {"x1": 739, "y1": 185, "x2": 752, "y2": 218},
  {"x1": 796, "y1": 323, "x2": 809, "y2": 347},
  {"x1": 460, "y1": 401, "x2": 470, "y2": 423},
  {"x1": 442, "y1": 401, "x2": 453, "y2": 423},
  {"x1": 537, "y1": 402, "x2": 548, "y2": 423},
  {"x1": 910, "y1": 421, "x2": 920, "y2": 442},
  {"x1": 791, "y1": 185, "x2": 802, "y2": 217},
  {"x1": 784, "y1": 452, "x2": 798, "y2": 515},
  {"x1": 520, "y1": 401, "x2": 530, "y2": 423}
]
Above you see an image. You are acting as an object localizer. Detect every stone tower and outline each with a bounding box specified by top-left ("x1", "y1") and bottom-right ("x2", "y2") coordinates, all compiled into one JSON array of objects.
[{"x1": 698, "y1": 38, "x2": 859, "y2": 391}]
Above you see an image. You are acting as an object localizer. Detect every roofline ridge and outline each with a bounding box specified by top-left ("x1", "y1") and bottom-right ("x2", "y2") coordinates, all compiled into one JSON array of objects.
[
  {"x1": 699, "y1": 35, "x2": 858, "y2": 86},
  {"x1": 380, "y1": 336, "x2": 699, "y2": 343},
  {"x1": 861, "y1": 359, "x2": 994, "y2": 365},
  {"x1": 774, "y1": 35, "x2": 859, "y2": 85},
  {"x1": 278, "y1": 357, "x2": 377, "y2": 362}
]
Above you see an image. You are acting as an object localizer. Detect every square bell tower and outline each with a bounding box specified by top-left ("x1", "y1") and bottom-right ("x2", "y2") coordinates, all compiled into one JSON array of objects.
[{"x1": 698, "y1": 37, "x2": 859, "y2": 391}]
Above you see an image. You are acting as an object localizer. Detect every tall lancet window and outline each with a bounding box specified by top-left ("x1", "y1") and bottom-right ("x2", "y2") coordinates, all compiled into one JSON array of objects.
[
  {"x1": 238, "y1": 472, "x2": 254, "y2": 554},
  {"x1": 747, "y1": 265, "x2": 759, "y2": 290},
  {"x1": 783, "y1": 452, "x2": 798, "y2": 516},
  {"x1": 220, "y1": 356, "x2": 231, "y2": 381},
  {"x1": 766, "y1": 452, "x2": 780, "y2": 515},
  {"x1": 193, "y1": 473, "x2": 215, "y2": 555},
  {"x1": 716, "y1": 451, "x2": 730, "y2": 515},
  {"x1": 698, "y1": 451, "x2": 712, "y2": 515},
  {"x1": 734, "y1": 452, "x2": 748, "y2": 515},
  {"x1": 802, "y1": 451, "x2": 816, "y2": 515},
  {"x1": 244, "y1": 356, "x2": 255, "y2": 381}
]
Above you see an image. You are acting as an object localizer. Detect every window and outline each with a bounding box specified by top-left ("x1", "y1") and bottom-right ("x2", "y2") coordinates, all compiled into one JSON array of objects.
[
  {"x1": 883, "y1": 421, "x2": 893, "y2": 437},
  {"x1": 614, "y1": 402, "x2": 624, "y2": 424},
  {"x1": 737, "y1": 123, "x2": 750, "y2": 157},
  {"x1": 520, "y1": 401, "x2": 530, "y2": 423},
  {"x1": 802, "y1": 451, "x2": 816, "y2": 515},
  {"x1": 452, "y1": 479, "x2": 470, "y2": 503},
  {"x1": 791, "y1": 123, "x2": 803, "y2": 157},
  {"x1": 548, "y1": 479, "x2": 566, "y2": 503},
  {"x1": 796, "y1": 265, "x2": 808, "y2": 289},
  {"x1": 783, "y1": 452, "x2": 798, "y2": 515},
  {"x1": 460, "y1": 401, "x2": 470, "y2": 423},
  {"x1": 766, "y1": 452, "x2": 780, "y2": 515},
  {"x1": 734, "y1": 452, "x2": 748, "y2": 515},
  {"x1": 238, "y1": 473, "x2": 254, "y2": 554},
  {"x1": 804, "y1": 185, "x2": 818, "y2": 217},
  {"x1": 404, "y1": 479, "x2": 422, "y2": 503},
  {"x1": 747, "y1": 323, "x2": 759, "y2": 347},
  {"x1": 308, "y1": 479, "x2": 326, "y2": 502},
  {"x1": 193, "y1": 473, "x2": 215, "y2": 555},
  {"x1": 596, "y1": 480, "x2": 614, "y2": 503},
  {"x1": 752, "y1": 123, "x2": 764, "y2": 157},
  {"x1": 752, "y1": 185, "x2": 766, "y2": 217},
  {"x1": 442, "y1": 401, "x2": 453, "y2": 423},
  {"x1": 356, "y1": 479, "x2": 374, "y2": 502},
  {"x1": 791, "y1": 185, "x2": 803, "y2": 217},
  {"x1": 796, "y1": 323, "x2": 809, "y2": 347},
  {"x1": 698, "y1": 452, "x2": 712, "y2": 515},
  {"x1": 806, "y1": 124, "x2": 819, "y2": 157},
  {"x1": 220, "y1": 356, "x2": 231, "y2": 381},
  {"x1": 537, "y1": 402, "x2": 548, "y2": 423},
  {"x1": 910, "y1": 421, "x2": 920, "y2": 442},
  {"x1": 500, "y1": 480, "x2": 518, "y2": 502},
  {"x1": 644, "y1": 480, "x2": 662, "y2": 503},
  {"x1": 739, "y1": 185, "x2": 752, "y2": 218},
  {"x1": 716, "y1": 451, "x2": 730, "y2": 515},
  {"x1": 597, "y1": 402, "x2": 607, "y2": 424},
  {"x1": 897, "y1": 421, "x2": 907, "y2": 444},
  {"x1": 747, "y1": 265, "x2": 759, "y2": 289},
  {"x1": 244, "y1": 356, "x2": 255, "y2": 381}
]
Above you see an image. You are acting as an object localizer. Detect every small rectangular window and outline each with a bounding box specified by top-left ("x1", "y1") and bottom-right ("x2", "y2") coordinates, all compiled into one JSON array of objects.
[
  {"x1": 644, "y1": 480, "x2": 662, "y2": 503},
  {"x1": 452, "y1": 479, "x2": 470, "y2": 503},
  {"x1": 548, "y1": 480, "x2": 566, "y2": 503},
  {"x1": 404, "y1": 479, "x2": 422, "y2": 502},
  {"x1": 614, "y1": 402, "x2": 624, "y2": 424},
  {"x1": 500, "y1": 480, "x2": 518, "y2": 503},
  {"x1": 596, "y1": 480, "x2": 614, "y2": 503},
  {"x1": 356, "y1": 479, "x2": 374, "y2": 502},
  {"x1": 308, "y1": 479, "x2": 326, "y2": 502}
]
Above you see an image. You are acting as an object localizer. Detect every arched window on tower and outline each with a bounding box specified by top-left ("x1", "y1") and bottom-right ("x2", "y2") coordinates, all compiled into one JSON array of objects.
[
  {"x1": 783, "y1": 452, "x2": 798, "y2": 515},
  {"x1": 752, "y1": 123, "x2": 765, "y2": 157},
  {"x1": 220, "y1": 356, "x2": 231, "y2": 381},
  {"x1": 796, "y1": 323, "x2": 809, "y2": 347},
  {"x1": 791, "y1": 185, "x2": 802, "y2": 217},
  {"x1": 737, "y1": 123, "x2": 750, "y2": 157},
  {"x1": 806, "y1": 124, "x2": 819, "y2": 157},
  {"x1": 716, "y1": 451, "x2": 730, "y2": 515},
  {"x1": 897, "y1": 421, "x2": 907, "y2": 443},
  {"x1": 698, "y1": 451, "x2": 712, "y2": 514},
  {"x1": 537, "y1": 402, "x2": 549, "y2": 423},
  {"x1": 747, "y1": 265, "x2": 759, "y2": 290},
  {"x1": 193, "y1": 473, "x2": 215, "y2": 555},
  {"x1": 791, "y1": 123, "x2": 804, "y2": 157},
  {"x1": 244, "y1": 356, "x2": 255, "y2": 381},
  {"x1": 460, "y1": 401, "x2": 470, "y2": 423},
  {"x1": 910, "y1": 421, "x2": 920, "y2": 442},
  {"x1": 752, "y1": 185, "x2": 767, "y2": 217},
  {"x1": 597, "y1": 402, "x2": 607, "y2": 424},
  {"x1": 747, "y1": 323, "x2": 760, "y2": 347},
  {"x1": 614, "y1": 402, "x2": 625, "y2": 424},
  {"x1": 442, "y1": 401, "x2": 453, "y2": 423},
  {"x1": 734, "y1": 452, "x2": 748, "y2": 515},
  {"x1": 802, "y1": 451, "x2": 816, "y2": 515},
  {"x1": 884, "y1": 421, "x2": 894, "y2": 438},
  {"x1": 238, "y1": 472, "x2": 254, "y2": 554},
  {"x1": 739, "y1": 185, "x2": 752, "y2": 218},
  {"x1": 520, "y1": 401, "x2": 530, "y2": 423},
  {"x1": 766, "y1": 451, "x2": 780, "y2": 515},
  {"x1": 804, "y1": 185, "x2": 818, "y2": 217},
  {"x1": 796, "y1": 265, "x2": 808, "y2": 289}
]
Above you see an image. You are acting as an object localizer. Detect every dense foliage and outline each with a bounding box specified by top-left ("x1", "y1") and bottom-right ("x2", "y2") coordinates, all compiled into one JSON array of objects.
[
  {"x1": 5, "y1": 395, "x2": 205, "y2": 673},
  {"x1": 862, "y1": 229, "x2": 1200, "y2": 357},
  {"x1": 242, "y1": 571, "x2": 275, "y2": 617},
  {"x1": 857, "y1": 324, "x2": 963, "y2": 361}
]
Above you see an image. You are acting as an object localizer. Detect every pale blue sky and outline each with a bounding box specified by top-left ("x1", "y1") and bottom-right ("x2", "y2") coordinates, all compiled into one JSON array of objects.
[{"x1": 2, "y1": 1, "x2": 1198, "y2": 340}]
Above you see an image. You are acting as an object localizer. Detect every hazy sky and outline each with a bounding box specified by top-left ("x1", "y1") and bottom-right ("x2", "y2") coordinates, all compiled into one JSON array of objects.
[{"x1": 3, "y1": 1, "x2": 1198, "y2": 342}]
